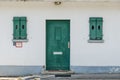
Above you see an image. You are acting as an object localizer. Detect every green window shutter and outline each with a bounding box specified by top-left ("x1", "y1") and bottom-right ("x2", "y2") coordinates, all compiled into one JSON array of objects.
[
  {"x1": 96, "y1": 18, "x2": 103, "y2": 40},
  {"x1": 20, "y1": 17, "x2": 27, "y2": 39},
  {"x1": 13, "y1": 17, "x2": 20, "y2": 40},
  {"x1": 89, "y1": 18, "x2": 97, "y2": 40}
]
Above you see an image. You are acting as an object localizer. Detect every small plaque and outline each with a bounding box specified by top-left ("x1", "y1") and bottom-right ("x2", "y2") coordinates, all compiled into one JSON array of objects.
[{"x1": 15, "y1": 42, "x2": 22, "y2": 48}]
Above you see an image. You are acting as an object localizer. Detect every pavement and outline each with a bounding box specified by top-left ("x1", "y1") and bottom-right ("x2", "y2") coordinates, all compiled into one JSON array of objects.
[
  {"x1": 0, "y1": 75, "x2": 41, "y2": 80},
  {"x1": 1, "y1": 74, "x2": 120, "y2": 80},
  {"x1": 40, "y1": 74, "x2": 120, "y2": 80}
]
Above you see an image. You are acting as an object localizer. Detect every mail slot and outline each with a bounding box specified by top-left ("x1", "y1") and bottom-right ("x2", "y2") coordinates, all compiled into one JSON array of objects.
[{"x1": 53, "y1": 52, "x2": 63, "y2": 55}]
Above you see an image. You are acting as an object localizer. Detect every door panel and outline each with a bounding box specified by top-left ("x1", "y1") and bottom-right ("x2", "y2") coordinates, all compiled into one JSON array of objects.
[{"x1": 46, "y1": 20, "x2": 70, "y2": 71}]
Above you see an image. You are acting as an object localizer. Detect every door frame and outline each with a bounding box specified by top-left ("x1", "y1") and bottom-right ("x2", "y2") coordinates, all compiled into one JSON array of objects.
[{"x1": 45, "y1": 19, "x2": 71, "y2": 70}]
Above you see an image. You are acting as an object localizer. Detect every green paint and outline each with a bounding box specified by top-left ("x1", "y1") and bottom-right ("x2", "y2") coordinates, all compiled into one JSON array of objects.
[
  {"x1": 89, "y1": 18, "x2": 97, "y2": 40},
  {"x1": 13, "y1": 17, "x2": 20, "y2": 39},
  {"x1": 96, "y1": 18, "x2": 103, "y2": 40},
  {"x1": 46, "y1": 20, "x2": 70, "y2": 71},
  {"x1": 55, "y1": 27, "x2": 62, "y2": 40},
  {"x1": 20, "y1": 17, "x2": 27, "y2": 39},
  {"x1": 13, "y1": 17, "x2": 27, "y2": 40},
  {"x1": 89, "y1": 17, "x2": 103, "y2": 40}
]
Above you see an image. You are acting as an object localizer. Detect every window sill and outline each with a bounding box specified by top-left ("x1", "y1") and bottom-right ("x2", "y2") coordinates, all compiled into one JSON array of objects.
[
  {"x1": 88, "y1": 40, "x2": 104, "y2": 43},
  {"x1": 12, "y1": 39, "x2": 28, "y2": 42}
]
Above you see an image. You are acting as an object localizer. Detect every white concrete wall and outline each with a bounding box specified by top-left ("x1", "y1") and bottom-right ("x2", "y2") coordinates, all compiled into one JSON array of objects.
[
  {"x1": 1, "y1": 0, "x2": 120, "y2": 2},
  {"x1": 0, "y1": 2, "x2": 119, "y2": 66}
]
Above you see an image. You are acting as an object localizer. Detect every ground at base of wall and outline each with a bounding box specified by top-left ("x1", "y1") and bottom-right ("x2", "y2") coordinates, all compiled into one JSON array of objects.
[
  {"x1": 41, "y1": 79, "x2": 120, "y2": 80},
  {"x1": 0, "y1": 75, "x2": 40, "y2": 80},
  {"x1": 1, "y1": 74, "x2": 120, "y2": 80},
  {"x1": 40, "y1": 74, "x2": 120, "y2": 80}
]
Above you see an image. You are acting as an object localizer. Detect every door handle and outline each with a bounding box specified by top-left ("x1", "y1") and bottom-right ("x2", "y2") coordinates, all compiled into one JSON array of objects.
[{"x1": 68, "y1": 42, "x2": 70, "y2": 48}]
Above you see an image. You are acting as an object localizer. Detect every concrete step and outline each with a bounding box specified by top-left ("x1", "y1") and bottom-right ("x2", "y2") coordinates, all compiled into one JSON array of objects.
[{"x1": 41, "y1": 70, "x2": 74, "y2": 75}]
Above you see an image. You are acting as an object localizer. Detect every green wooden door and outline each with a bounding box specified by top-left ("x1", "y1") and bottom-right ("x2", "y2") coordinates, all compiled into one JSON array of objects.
[{"x1": 46, "y1": 20, "x2": 70, "y2": 71}]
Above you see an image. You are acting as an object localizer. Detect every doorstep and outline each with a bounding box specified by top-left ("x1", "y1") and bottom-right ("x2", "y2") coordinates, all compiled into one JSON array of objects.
[{"x1": 41, "y1": 70, "x2": 74, "y2": 75}]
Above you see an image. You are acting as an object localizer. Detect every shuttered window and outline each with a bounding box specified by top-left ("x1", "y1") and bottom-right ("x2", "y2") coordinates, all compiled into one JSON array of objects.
[
  {"x1": 13, "y1": 17, "x2": 27, "y2": 40},
  {"x1": 89, "y1": 17, "x2": 103, "y2": 40}
]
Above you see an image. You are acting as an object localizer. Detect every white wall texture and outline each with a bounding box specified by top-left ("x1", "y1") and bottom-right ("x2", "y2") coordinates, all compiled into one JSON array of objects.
[
  {"x1": 0, "y1": 2, "x2": 119, "y2": 66},
  {"x1": 1, "y1": 0, "x2": 120, "y2": 2}
]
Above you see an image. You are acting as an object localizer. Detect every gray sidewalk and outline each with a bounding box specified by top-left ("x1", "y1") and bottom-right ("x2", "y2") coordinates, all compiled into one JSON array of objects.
[
  {"x1": 1, "y1": 74, "x2": 120, "y2": 80},
  {"x1": 40, "y1": 74, "x2": 120, "y2": 80}
]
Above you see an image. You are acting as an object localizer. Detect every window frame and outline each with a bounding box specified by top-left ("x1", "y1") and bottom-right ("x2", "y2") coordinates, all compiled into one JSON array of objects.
[
  {"x1": 13, "y1": 17, "x2": 28, "y2": 42},
  {"x1": 88, "y1": 17, "x2": 104, "y2": 43}
]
